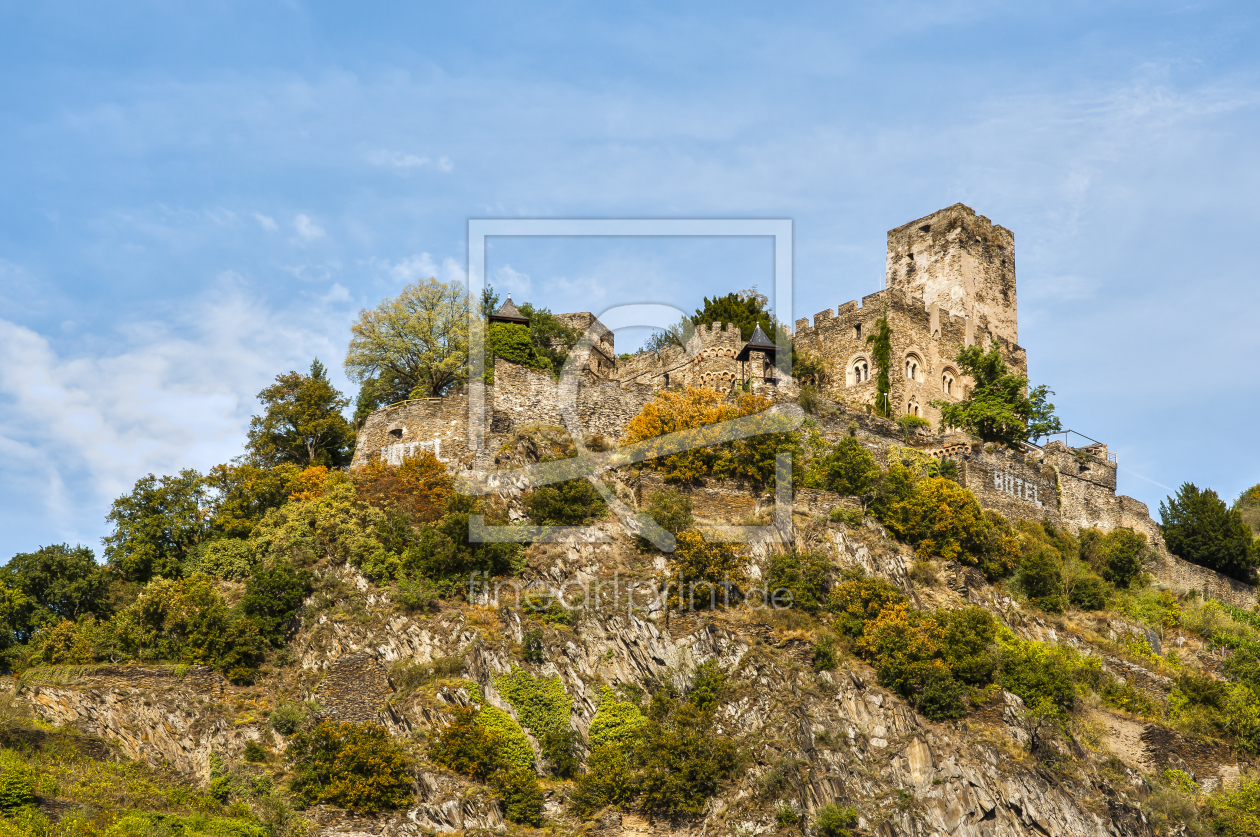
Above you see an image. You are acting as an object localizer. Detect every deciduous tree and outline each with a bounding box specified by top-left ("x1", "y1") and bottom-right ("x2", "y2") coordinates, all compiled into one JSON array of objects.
[
  {"x1": 931, "y1": 340, "x2": 1061, "y2": 445},
  {"x1": 345, "y1": 277, "x2": 470, "y2": 404},
  {"x1": 247, "y1": 360, "x2": 355, "y2": 468}
]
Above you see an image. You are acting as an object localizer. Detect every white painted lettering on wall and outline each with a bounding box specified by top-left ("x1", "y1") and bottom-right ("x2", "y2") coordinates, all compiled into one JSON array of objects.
[
  {"x1": 993, "y1": 471, "x2": 1042, "y2": 506},
  {"x1": 382, "y1": 438, "x2": 447, "y2": 465}
]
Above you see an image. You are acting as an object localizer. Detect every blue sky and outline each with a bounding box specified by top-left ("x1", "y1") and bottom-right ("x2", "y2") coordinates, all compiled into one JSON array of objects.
[{"x1": 2, "y1": 1, "x2": 1258, "y2": 557}]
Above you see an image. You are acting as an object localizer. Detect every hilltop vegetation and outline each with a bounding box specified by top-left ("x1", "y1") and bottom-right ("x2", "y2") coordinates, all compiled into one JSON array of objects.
[{"x1": 3, "y1": 279, "x2": 1260, "y2": 835}]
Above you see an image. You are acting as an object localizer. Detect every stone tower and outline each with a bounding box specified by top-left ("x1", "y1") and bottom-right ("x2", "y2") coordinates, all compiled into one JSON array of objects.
[{"x1": 884, "y1": 203, "x2": 1018, "y2": 345}]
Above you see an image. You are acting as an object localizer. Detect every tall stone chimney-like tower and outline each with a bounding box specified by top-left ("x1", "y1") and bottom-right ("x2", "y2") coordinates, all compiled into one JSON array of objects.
[{"x1": 884, "y1": 203, "x2": 1018, "y2": 346}]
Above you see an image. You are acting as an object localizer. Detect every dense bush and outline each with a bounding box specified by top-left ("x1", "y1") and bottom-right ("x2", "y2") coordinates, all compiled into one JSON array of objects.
[
  {"x1": 241, "y1": 559, "x2": 313, "y2": 646},
  {"x1": 570, "y1": 744, "x2": 638, "y2": 818},
  {"x1": 633, "y1": 688, "x2": 740, "y2": 822},
  {"x1": 829, "y1": 572, "x2": 907, "y2": 641},
  {"x1": 109, "y1": 573, "x2": 267, "y2": 683},
  {"x1": 587, "y1": 687, "x2": 647, "y2": 750},
  {"x1": 878, "y1": 470, "x2": 1018, "y2": 579},
  {"x1": 1094, "y1": 528, "x2": 1150, "y2": 588},
  {"x1": 1209, "y1": 775, "x2": 1260, "y2": 836},
  {"x1": 1015, "y1": 546, "x2": 1066, "y2": 613},
  {"x1": 428, "y1": 707, "x2": 507, "y2": 782},
  {"x1": 494, "y1": 666, "x2": 574, "y2": 775},
  {"x1": 1161, "y1": 482, "x2": 1259, "y2": 582},
  {"x1": 488, "y1": 321, "x2": 553, "y2": 375},
  {"x1": 669, "y1": 531, "x2": 746, "y2": 609},
  {"x1": 763, "y1": 550, "x2": 833, "y2": 614},
  {"x1": 623, "y1": 388, "x2": 797, "y2": 488},
  {"x1": 288, "y1": 721, "x2": 413, "y2": 813},
  {"x1": 397, "y1": 494, "x2": 524, "y2": 592},
  {"x1": 183, "y1": 538, "x2": 258, "y2": 580},
  {"x1": 815, "y1": 803, "x2": 859, "y2": 837},
  {"x1": 491, "y1": 765, "x2": 545, "y2": 825},
  {"x1": 637, "y1": 489, "x2": 694, "y2": 548},
  {"x1": 353, "y1": 452, "x2": 453, "y2": 527},
  {"x1": 524, "y1": 477, "x2": 608, "y2": 525}
]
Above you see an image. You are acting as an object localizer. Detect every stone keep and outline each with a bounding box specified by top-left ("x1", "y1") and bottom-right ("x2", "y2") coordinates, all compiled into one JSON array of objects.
[{"x1": 886, "y1": 202, "x2": 1018, "y2": 346}]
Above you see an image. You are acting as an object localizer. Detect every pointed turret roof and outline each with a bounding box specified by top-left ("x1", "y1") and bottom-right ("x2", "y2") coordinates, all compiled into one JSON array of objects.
[
  {"x1": 735, "y1": 323, "x2": 779, "y2": 361},
  {"x1": 489, "y1": 296, "x2": 530, "y2": 326}
]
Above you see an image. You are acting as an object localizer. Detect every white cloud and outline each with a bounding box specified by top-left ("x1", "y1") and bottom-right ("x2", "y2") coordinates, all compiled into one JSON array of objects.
[
  {"x1": 293, "y1": 213, "x2": 325, "y2": 241},
  {"x1": 363, "y1": 149, "x2": 453, "y2": 173},
  {"x1": 253, "y1": 212, "x2": 278, "y2": 231},
  {"x1": 0, "y1": 275, "x2": 354, "y2": 552},
  {"x1": 376, "y1": 253, "x2": 467, "y2": 288},
  {"x1": 492, "y1": 264, "x2": 532, "y2": 299}
]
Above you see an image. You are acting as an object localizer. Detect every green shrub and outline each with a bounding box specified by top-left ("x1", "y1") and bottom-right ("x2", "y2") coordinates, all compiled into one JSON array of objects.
[
  {"x1": 776, "y1": 805, "x2": 800, "y2": 827},
  {"x1": 524, "y1": 478, "x2": 608, "y2": 525},
  {"x1": 1016, "y1": 546, "x2": 1066, "y2": 613},
  {"x1": 812, "y1": 436, "x2": 880, "y2": 498},
  {"x1": 0, "y1": 765, "x2": 32, "y2": 812},
  {"x1": 269, "y1": 701, "x2": 308, "y2": 736},
  {"x1": 1096, "y1": 529, "x2": 1150, "y2": 588},
  {"x1": 763, "y1": 550, "x2": 833, "y2": 615},
  {"x1": 829, "y1": 507, "x2": 864, "y2": 527},
  {"x1": 812, "y1": 636, "x2": 838, "y2": 672},
  {"x1": 1208, "y1": 775, "x2": 1260, "y2": 837},
  {"x1": 241, "y1": 559, "x2": 313, "y2": 647},
  {"x1": 394, "y1": 574, "x2": 441, "y2": 613},
  {"x1": 493, "y1": 766, "x2": 545, "y2": 826},
  {"x1": 670, "y1": 531, "x2": 746, "y2": 610},
  {"x1": 1068, "y1": 572, "x2": 1109, "y2": 611},
  {"x1": 828, "y1": 571, "x2": 907, "y2": 641},
  {"x1": 243, "y1": 741, "x2": 268, "y2": 763},
  {"x1": 428, "y1": 707, "x2": 506, "y2": 782},
  {"x1": 569, "y1": 744, "x2": 637, "y2": 818},
  {"x1": 288, "y1": 721, "x2": 413, "y2": 813},
  {"x1": 539, "y1": 728, "x2": 580, "y2": 778},
  {"x1": 633, "y1": 697, "x2": 739, "y2": 822},
  {"x1": 588, "y1": 687, "x2": 647, "y2": 751},
  {"x1": 881, "y1": 474, "x2": 1018, "y2": 579},
  {"x1": 640, "y1": 489, "x2": 694, "y2": 543},
  {"x1": 815, "y1": 803, "x2": 859, "y2": 837},
  {"x1": 996, "y1": 635, "x2": 1077, "y2": 714},
  {"x1": 496, "y1": 665, "x2": 572, "y2": 731}
]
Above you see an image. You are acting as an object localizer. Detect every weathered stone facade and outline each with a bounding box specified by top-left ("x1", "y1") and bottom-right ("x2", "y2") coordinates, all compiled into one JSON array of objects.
[{"x1": 792, "y1": 204, "x2": 1026, "y2": 429}]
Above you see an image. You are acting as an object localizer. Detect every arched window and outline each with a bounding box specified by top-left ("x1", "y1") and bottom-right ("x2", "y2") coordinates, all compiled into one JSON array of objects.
[
  {"x1": 851, "y1": 360, "x2": 868, "y2": 386},
  {"x1": 905, "y1": 355, "x2": 920, "y2": 382},
  {"x1": 942, "y1": 373, "x2": 954, "y2": 395},
  {"x1": 906, "y1": 399, "x2": 920, "y2": 416}
]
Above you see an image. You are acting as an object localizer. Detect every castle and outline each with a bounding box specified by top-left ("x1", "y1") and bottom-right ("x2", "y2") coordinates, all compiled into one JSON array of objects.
[{"x1": 350, "y1": 203, "x2": 1249, "y2": 606}]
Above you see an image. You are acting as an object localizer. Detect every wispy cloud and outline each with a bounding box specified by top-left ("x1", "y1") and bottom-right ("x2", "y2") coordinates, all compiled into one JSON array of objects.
[
  {"x1": 253, "y1": 212, "x2": 278, "y2": 231},
  {"x1": 364, "y1": 149, "x2": 453, "y2": 172},
  {"x1": 293, "y1": 214, "x2": 325, "y2": 242}
]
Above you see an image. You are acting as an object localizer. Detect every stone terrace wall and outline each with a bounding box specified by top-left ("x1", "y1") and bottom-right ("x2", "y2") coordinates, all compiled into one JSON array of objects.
[
  {"x1": 1154, "y1": 553, "x2": 1259, "y2": 610},
  {"x1": 314, "y1": 652, "x2": 397, "y2": 724}
]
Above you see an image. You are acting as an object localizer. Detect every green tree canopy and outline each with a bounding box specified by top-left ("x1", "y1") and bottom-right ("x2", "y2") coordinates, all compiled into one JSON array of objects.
[
  {"x1": 247, "y1": 360, "x2": 355, "y2": 468},
  {"x1": 1234, "y1": 484, "x2": 1260, "y2": 538},
  {"x1": 345, "y1": 277, "x2": 470, "y2": 408},
  {"x1": 1161, "y1": 483, "x2": 1259, "y2": 583},
  {"x1": 103, "y1": 468, "x2": 208, "y2": 583},
  {"x1": 932, "y1": 340, "x2": 1061, "y2": 446},
  {"x1": 2, "y1": 544, "x2": 111, "y2": 642}
]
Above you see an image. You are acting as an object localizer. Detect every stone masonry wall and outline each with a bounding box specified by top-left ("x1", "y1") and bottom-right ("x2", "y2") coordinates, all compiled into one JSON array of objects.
[
  {"x1": 314, "y1": 652, "x2": 397, "y2": 725},
  {"x1": 885, "y1": 203, "x2": 1019, "y2": 346},
  {"x1": 1154, "y1": 553, "x2": 1259, "y2": 611},
  {"x1": 959, "y1": 446, "x2": 1059, "y2": 525},
  {"x1": 792, "y1": 290, "x2": 1026, "y2": 431}
]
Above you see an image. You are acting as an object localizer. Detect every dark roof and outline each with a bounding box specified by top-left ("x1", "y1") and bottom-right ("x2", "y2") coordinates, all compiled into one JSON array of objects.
[
  {"x1": 735, "y1": 324, "x2": 779, "y2": 361},
  {"x1": 489, "y1": 296, "x2": 530, "y2": 326}
]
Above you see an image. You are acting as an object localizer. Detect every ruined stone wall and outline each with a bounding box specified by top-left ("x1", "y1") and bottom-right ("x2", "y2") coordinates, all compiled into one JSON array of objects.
[
  {"x1": 792, "y1": 290, "x2": 1025, "y2": 430},
  {"x1": 615, "y1": 323, "x2": 744, "y2": 389},
  {"x1": 1153, "y1": 553, "x2": 1259, "y2": 610},
  {"x1": 352, "y1": 359, "x2": 659, "y2": 468},
  {"x1": 885, "y1": 203, "x2": 1018, "y2": 346},
  {"x1": 959, "y1": 447, "x2": 1059, "y2": 525},
  {"x1": 555, "y1": 312, "x2": 617, "y2": 378},
  {"x1": 313, "y1": 652, "x2": 398, "y2": 725},
  {"x1": 353, "y1": 390, "x2": 480, "y2": 470}
]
